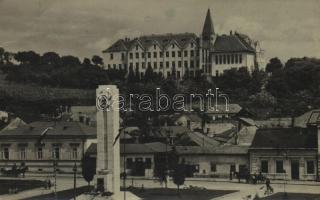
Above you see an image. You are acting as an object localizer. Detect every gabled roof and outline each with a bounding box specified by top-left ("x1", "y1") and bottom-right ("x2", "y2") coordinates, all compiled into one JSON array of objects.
[
  {"x1": 0, "y1": 121, "x2": 96, "y2": 139},
  {"x1": 213, "y1": 34, "x2": 255, "y2": 53},
  {"x1": 86, "y1": 142, "x2": 167, "y2": 155},
  {"x1": 250, "y1": 128, "x2": 317, "y2": 149},
  {"x1": 176, "y1": 145, "x2": 248, "y2": 155},
  {"x1": 103, "y1": 33, "x2": 198, "y2": 53}
]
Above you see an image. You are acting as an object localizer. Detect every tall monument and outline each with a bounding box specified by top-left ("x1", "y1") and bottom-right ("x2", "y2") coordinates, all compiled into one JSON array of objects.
[{"x1": 95, "y1": 85, "x2": 120, "y2": 199}]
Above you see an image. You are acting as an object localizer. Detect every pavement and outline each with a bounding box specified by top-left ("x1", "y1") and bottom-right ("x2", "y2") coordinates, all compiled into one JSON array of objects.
[{"x1": 0, "y1": 176, "x2": 319, "y2": 200}]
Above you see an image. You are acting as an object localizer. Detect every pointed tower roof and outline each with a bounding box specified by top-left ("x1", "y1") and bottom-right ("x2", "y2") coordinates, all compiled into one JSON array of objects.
[{"x1": 202, "y1": 9, "x2": 215, "y2": 39}]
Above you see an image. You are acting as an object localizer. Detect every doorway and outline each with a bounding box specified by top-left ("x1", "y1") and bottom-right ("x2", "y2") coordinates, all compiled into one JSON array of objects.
[{"x1": 291, "y1": 160, "x2": 299, "y2": 180}]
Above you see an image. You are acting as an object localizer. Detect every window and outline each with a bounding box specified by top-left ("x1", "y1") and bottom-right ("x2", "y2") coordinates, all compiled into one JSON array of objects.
[
  {"x1": 129, "y1": 63, "x2": 133, "y2": 68},
  {"x1": 215, "y1": 55, "x2": 218, "y2": 64},
  {"x1": 172, "y1": 51, "x2": 175, "y2": 57},
  {"x1": 52, "y1": 147, "x2": 60, "y2": 160},
  {"x1": 135, "y1": 45, "x2": 138, "y2": 50},
  {"x1": 167, "y1": 72, "x2": 170, "y2": 77},
  {"x1": 184, "y1": 61, "x2": 188, "y2": 68},
  {"x1": 129, "y1": 53, "x2": 133, "y2": 59},
  {"x1": 135, "y1": 52, "x2": 139, "y2": 59},
  {"x1": 178, "y1": 61, "x2": 182, "y2": 68},
  {"x1": 223, "y1": 55, "x2": 226, "y2": 64},
  {"x1": 184, "y1": 50, "x2": 188, "y2": 57},
  {"x1": 142, "y1": 52, "x2": 145, "y2": 58},
  {"x1": 219, "y1": 55, "x2": 223, "y2": 64},
  {"x1": 166, "y1": 52, "x2": 169, "y2": 57},
  {"x1": 178, "y1": 51, "x2": 182, "y2": 57},
  {"x1": 136, "y1": 62, "x2": 139, "y2": 68},
  {"x1": 211, "y1": 163, "x2": 217, "y2": 172},
  {"x1": 160, "y1": 62, "x2": 163, "y2": 68},
  {"x1": 121, "y1": 53, "x2": 125, "y2": 60},
  {"x1": 148, "y1": 52, "x2": 151, "y2": 58},
  {"x1": 166, "y1": 61, "x2": 169, "y2": 68},
  {"x1": 160, "y1": 52, "x2": 163, "y2": 58},
  {"x1": 172, "y1": 61, "x2": 175, "y2": 68},
  {"x1": 171, "y1": 44, "x2": 175, "y2": 48},
  {"x1": 153, "y1": 44, "x2": 156, "y2": 50},
  {"x1": 177, "y1": 71, "x2": 180, "y2": 79},
  {"x1": 148, "y1": 62, "x2": 151, "y2": 68},
  {"x1": 227, "y1": 55, "x2": 230, "y2": 64},
  {"x1": 107, "y1": 64, "x2": 111, "y2": 69},
  {"x1": 37, "y1": 147, "x2": 43, "y2": 160},
  {"x1": 194, "y1": 164, "x2": 200, "y2": 173},
  {"x1": 235, "y1": 54, "x2": 239, "y2": 63},
  {"x1": 190, "y1": 61, "x2": 194, "y2": 68},
  {"x1": 190, "y1": 50, "x2": 194, "y2": 57},
  {"x1": 127, "y1": 158, "x2": 133, "y2": 169},
  {"x1": 142, "y1": 62, "x2": 145, "y2": 69},
  {"x1": 110, "y1": 53, "x2": 113, "y2": 60},
  {"x1": 154, "y1": 62, "x2": 157, "y2": 69},
  {"x1": 196, "y1": 50, "x2": 200, "y2": 57},
  {"x1": 306, "y1": 161, "x2": 315, "y2": 174},
  {"x1": 2, "y1": 147, "x2": 9, "y2": 160},
  {"x1": 153, "y1": 52, "x2": 157, "y2": 58},
  {"x1": 191, "y1": 43, "x2": 194, "y2": 48},
  {"x1": 20, "y1": 147, "x2": 26, "y2": 160},
  {"x1": 239, "y1": 54, "x2": 242, "y2": 63},
  {"x1": 261, "y1": 160, "x2": 268, "y2": 173},
  {"x1": 276, "y1": 160, "x2": 284, "y2": 173},
  {"x1": 145, "y1": 158, "x2": 152, "y2": 169},
  {"x1": 231, "y1": 55, "x2": 234, "y2": 64},
  {"x1": 119, "y1": 64, "x2": 122, "y2": 69},
  {"x1": 72, "y1": 147, "x2": 78, "y2": 160},
  {"x1": 113, "y1": 64, "x2": 116, "y2": 69}
]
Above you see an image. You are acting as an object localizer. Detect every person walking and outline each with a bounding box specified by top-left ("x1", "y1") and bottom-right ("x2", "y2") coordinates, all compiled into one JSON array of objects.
[{"x1": 265, "y1": 178, "x2": 273, "y2": 194}]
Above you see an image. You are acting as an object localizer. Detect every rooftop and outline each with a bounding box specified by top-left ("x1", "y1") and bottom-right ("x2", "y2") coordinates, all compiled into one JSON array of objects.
[{"x1": 250, "y1": 127, "x2": 317, "y2": 149}]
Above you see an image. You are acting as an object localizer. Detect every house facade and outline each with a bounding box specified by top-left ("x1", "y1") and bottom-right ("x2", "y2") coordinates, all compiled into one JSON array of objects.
[
  {"x1": 102, "y1": 9, "x2": 263, "y2": 79},
  {"x1": 249, "y1": 128, "x2": 318, "y2": 181},
  {"x1": 0, "y1": 121, "x2": 96, "y2": 174}
]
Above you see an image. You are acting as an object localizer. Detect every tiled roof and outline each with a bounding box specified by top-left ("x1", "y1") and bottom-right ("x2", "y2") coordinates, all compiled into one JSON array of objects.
[
  {"x1": 86, "y1": 142, "x2": 167, "y2": 155},
  {"x1": 103, "y1": 33, "x2": 198, "y2": 52},
  {"x1": 176, "y1": 145, "x2": 248, "y2": 155},
  {"x1": 103, "y1": 33, "x2": 255, "y2": 53},
  {"x1": 213, "y1": 34, "x2": 255, "y2": 53},
  {"x1": 250, "y1": 128, "x2": 317, "y2": 149},
  {"x1": 0, "y1": 121, "x2": 96, "y2": 138}
]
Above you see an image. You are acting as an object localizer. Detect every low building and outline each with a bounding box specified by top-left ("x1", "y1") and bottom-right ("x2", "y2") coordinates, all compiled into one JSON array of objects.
[
  {"x1": 0, "y1": 121, "x2": 95, "y2": 174},
  {"x1": 176, "y1": 145, "x2": 249, "y2": 178},
  {"x1": 86, "y1": 142, "x2": 167, "y2": 178},
  {"x1": 249, "y1": 128, "x2": 318, "y2": 181}
]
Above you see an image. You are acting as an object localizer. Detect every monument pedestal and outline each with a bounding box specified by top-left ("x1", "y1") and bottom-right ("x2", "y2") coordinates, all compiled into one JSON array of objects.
[{"x1": 95, "y1": 85, "x2": 120, "y2": 200}]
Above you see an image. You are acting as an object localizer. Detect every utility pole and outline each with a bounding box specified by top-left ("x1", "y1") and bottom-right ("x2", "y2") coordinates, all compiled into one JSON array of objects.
[
  {"x1": 53, "y1": 160, "x2": 57, "y2": 200},
  {"x1": 73, "y1": 162, "x2": 77, "y2": 200}
]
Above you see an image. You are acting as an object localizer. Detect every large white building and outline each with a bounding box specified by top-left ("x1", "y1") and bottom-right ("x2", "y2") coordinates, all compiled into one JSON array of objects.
[{"x1": 102, "y1": 9, "x2": 264, "y2": 79}]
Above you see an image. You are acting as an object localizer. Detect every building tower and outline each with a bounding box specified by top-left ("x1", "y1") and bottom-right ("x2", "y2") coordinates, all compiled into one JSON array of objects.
[{"x1": 201, "y1": 9, "x2": 216, "y2": 76}]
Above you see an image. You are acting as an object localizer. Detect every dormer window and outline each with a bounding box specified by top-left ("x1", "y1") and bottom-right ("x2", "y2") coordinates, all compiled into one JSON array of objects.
[
  {"x1": 172, "y1": 44, "x2": 175, "y2": 48},
  {"x1": 154, "y1": 44, "x2": 156, "y2": 50},
  {"x1": 191, "y1": 43, "x2": 194, "y2": 48},
  {"x1": 136, "y1": 45, "x2": 138, "y2": 50}
]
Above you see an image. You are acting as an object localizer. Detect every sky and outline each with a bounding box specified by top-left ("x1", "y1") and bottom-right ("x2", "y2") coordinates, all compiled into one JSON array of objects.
[{"x1": 0, "y1": 0, "x2": 320, "y2": 63}]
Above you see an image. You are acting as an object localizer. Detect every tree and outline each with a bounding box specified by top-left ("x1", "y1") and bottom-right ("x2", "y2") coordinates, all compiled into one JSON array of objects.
[
  {"x1": 172, "y1": 162, "x2": 186, "y2": 192},
  {"x1": 91, "y1": 55, "x2": 103, "y2": 66},
  {"x1": 134, "y1": 66, "x2": 140, "y2": 82},
  {"x1": 14, "y1": 51, "x2": 40, "y2": 65},
  {"x1": 81, "y1": 154, "x2": 96, "y2": 188},
  {"x1": 144, "y1": 65, "x2": 154, "y2": 82},
  {"x1": 41, "y1": 52, "x2": 61, "y2": 65},
  {"x1": 266, "y1": 57, "x2": 283, "y2": 73},
  {"x1": 83, "y1": 58, "x2": 91, "y2": 66},
  {"x1": 61, "y1": 55, "x2": 81, "y2": 66}
]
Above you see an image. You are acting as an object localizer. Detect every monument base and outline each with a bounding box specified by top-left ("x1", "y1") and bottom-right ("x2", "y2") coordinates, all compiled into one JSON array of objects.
[{"x1": 94, "y1": 170, "x2": 120, "y2": 200}]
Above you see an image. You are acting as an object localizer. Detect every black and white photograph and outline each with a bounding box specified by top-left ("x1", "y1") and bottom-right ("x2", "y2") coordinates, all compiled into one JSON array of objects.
[{"x1": 0, "y1": 0, "x2": 320, "y2": 199}]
